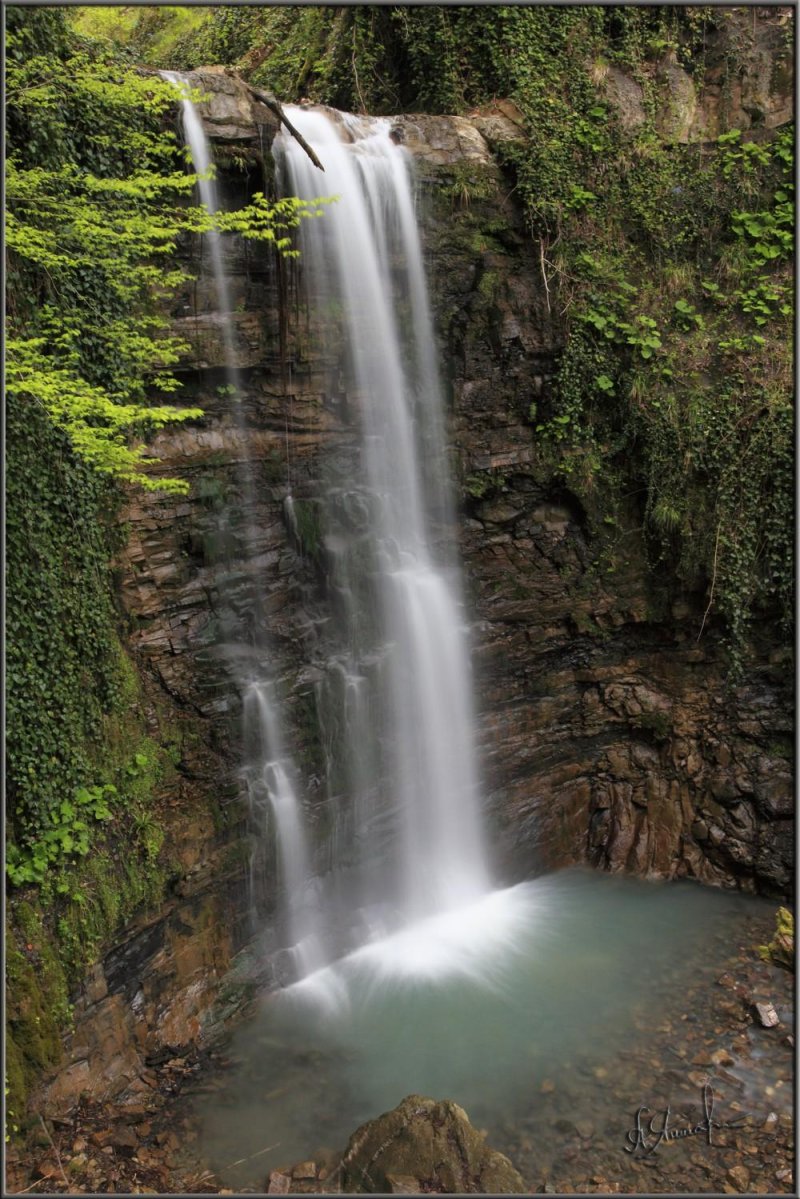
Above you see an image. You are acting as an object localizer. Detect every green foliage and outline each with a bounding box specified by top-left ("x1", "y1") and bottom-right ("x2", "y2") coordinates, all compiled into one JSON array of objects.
[
  {"x1": 6, "y1": 785, "x2": 115, "y2": 887},
  {"x1": 673, "y1": 299, "x2": 704, "y2": 331},
  {"x1": 443, "y1": 161, "x2": 497, "y2": 210},
  {"x1": 6, "y1": 14, "x2": 200, "y2": 491},
  {"x1": 6, "y1": 11, "x2": 328, "y2": 492},
  {"x1": 70, "y1": 5, "x2": 209, "y2": 67},
  {"x1": 6, "y1": 908, "x2": 70, "y2": 1099},
  {"x1": 6, "y1": 392, "x2": 127, "y2": 849},
  {"x1": 6, "y1": 777, "x2": 175, "y2": 1121},
  {"x1": 491, "y1": 40, "x2": 794, "y2": 669}
]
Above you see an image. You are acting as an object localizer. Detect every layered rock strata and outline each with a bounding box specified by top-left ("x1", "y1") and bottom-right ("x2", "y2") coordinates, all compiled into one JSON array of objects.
[
  {"x1": 120, "y1": 73, "x2": 791, "y2": 899},
  {"x1": 38, "y1": 58, "x2": 792, "y2": 1108}
]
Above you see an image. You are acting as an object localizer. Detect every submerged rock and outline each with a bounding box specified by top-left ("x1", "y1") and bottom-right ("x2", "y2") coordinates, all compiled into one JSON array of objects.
[{"x1": 337, "y1": 1093, "x2": 526, "y2": 1194}]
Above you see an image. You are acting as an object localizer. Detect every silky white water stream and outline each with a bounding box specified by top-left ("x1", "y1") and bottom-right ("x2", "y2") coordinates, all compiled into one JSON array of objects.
[{"x1": 276, "y1": 109, "x2": 492, "y2": 964}]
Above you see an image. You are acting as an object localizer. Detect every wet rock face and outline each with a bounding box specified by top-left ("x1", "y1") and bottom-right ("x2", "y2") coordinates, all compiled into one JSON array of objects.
[
  {"x1": 337, "y1": 1094, "x2": 526, "y2": 1194},
  {"x1": 39, "y1": 841, "x2": 248, "y2": 1114},
  {"x1": 116, "y1": 96, "x2": 792, "y2": 908},
  {"x1": 414, "y1": 126, "x2": 792, "y2": 896}
]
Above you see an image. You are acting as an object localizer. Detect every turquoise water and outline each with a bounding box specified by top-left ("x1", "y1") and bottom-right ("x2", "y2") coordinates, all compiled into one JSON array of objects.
[{"x1": 190, "y1": 869, "x2": 786, "y2": 1190}]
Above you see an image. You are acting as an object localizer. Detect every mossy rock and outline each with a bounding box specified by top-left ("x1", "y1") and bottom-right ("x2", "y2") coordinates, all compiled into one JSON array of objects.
[
  {"x1": 339, "y1": 1093, "x2": 525, "y2": 1193},
  {"x1": 758, "y1": 906, "x2": 794, "y2": 972}
]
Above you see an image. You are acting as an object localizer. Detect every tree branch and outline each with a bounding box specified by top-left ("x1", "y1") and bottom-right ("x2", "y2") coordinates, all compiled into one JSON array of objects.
[
  {"x1": 246, "y1": 85, "x2": 325, "y2": 172},
  {"x1": 697, "y1": 521, "x2": 721, "y2": 642}
]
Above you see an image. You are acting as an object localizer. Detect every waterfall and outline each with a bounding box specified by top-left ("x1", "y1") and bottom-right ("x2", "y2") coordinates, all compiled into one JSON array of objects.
[
  {"x1": 165, "y1": 76, "x2": 504, "y2": 988},
  {"x1": 163, "y1": 73, "x2": 315, "y2": 955},
  {"x1": 161, "y1": 72, "x2": 241, "y2": 402},
  {"x1": 275, "y1": 109, "x2": 492, "y2": 954},
  {"x1": 241, "y1": 682, "x2": 323, "y2": 977}
]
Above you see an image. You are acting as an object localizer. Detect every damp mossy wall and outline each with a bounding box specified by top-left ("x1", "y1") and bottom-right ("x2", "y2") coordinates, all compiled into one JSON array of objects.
[{"x1": 5, "y1": 416, "x2": 183, "y2": 1114}]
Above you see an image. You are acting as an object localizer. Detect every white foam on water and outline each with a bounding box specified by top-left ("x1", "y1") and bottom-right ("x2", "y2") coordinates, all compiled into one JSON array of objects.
[{"x1": 277, "y1": 879, "x2": 549, "y2": 1018}]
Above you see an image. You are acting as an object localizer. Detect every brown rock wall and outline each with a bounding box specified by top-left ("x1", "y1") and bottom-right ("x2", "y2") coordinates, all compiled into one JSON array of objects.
[
  {"x1": 37, "y1": 67, "x2": 792, "y2": 1110},
  {"x1": 120, "y1": 97, "x2": 792, "y2": 909},
  {"x1": 600, "y1": 8, "x2": 793, "y2": 143}
]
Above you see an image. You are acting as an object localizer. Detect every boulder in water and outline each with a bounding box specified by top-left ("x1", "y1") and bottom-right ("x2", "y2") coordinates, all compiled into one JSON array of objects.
[
  {"x1": 758, "y1": 907, "x2": 794, "y2": 971},
  {"x1": 338, "y1": 1093, "x2": 526, "y2": 1193}
]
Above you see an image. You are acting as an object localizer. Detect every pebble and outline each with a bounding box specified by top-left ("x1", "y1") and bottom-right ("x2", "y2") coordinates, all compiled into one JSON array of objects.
[
  {"x1": 267, "y1": 1170, "x2": 291, "y2": 1194},
  {"x1": 727, "y1": 1165, "x2": 751, "y2": 1192},
  {"x1": 716, "y1": 1067, "x2": 744, "y2": 1090},
  {"x1": 109, "y1": 1126, "x2": 138, "y2": 1150},
  {"x1": 753, "y1": 1001, "x2": 780, "y2": 1028}
]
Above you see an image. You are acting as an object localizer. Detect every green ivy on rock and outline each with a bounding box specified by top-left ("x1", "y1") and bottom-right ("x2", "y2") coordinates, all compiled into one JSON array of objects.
[{"x1": 6, "y1": 394, "x2": 124, "y2": 845}]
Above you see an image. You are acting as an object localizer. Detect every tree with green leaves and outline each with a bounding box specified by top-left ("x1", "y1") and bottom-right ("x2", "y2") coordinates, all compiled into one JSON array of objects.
[
  {"x1": 5, "y1": 6, "x2": 328, "y2": 880},
  {"x1": 6, "y1": 6, "x2": 325, "y2": 494}
]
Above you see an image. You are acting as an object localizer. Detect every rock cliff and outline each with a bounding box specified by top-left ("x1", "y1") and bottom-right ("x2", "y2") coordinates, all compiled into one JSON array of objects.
[
  {"x1": 120, "y1": 70, "x2": 792, "y2": 900},
  {"x1": 38, "y1": 60, "x2": 792, "y2": 1111}
]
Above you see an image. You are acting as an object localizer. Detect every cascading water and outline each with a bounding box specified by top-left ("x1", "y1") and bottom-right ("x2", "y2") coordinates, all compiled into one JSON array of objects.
[
  {"x1": 241, "y1": 682, "x2": 323, "y2": 976},
  {"x1": 163, "y1": 73, "x2": 315, "y2": 951},
  {"x1": 273, "y1": 109, "x2": 520, "y2": 990},
  {"x1": 167, "y1": 83, "x2": 533, "y2": 988},
  {"x1": 161, "y1": 72, "x2": 242, "y2": 404}
]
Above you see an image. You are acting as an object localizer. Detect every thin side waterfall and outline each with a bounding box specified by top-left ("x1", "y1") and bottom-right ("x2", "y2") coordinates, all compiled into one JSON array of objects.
[
  {"x1": 161, "y1": 72, "x2": 242, "y2": 402},
  {"x1": 241, "y1": 682, "x2": 323, "y2": 976},
  {"x1": 163, "y1": 73, "x2": 315, "y2": 954},
  {"x1": 162, "y1": 73, "x2": 259, "y2": 551},
  {"x1": 275, "y1": 109, "x2": 493, "y2": 966}
]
